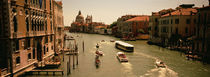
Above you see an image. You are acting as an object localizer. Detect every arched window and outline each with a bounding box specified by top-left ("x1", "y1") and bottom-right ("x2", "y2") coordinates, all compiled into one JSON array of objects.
[
  {"x1": 45, "y1": 20, "x2": 47, "y2": 31},
  {"x1": 26, "y1": 18, "x2": 29, "y2": 31},
  {"x1": 13, "y1": 16, "x2": 18, "y2": 32},
  {"x1": 31, "y1": 19, "x2": 34, "y2": 30}
]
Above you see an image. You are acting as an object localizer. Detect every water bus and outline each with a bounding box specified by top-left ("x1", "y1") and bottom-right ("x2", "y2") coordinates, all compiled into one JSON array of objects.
[{"x1": 115, "y1": 41, "x2": 134, "y2": 52}]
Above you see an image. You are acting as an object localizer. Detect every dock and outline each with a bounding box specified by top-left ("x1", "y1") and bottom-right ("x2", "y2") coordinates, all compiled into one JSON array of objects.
[{"x1": 27, "y1": 69, "x2": 64, "y2": 75}]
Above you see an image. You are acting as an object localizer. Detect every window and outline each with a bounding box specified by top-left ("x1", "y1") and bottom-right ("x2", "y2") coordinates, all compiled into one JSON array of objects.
[
  {"x1": 45, "y1": 36, "x2": 48, "y2": 43},
  {"x1": 194, "y1": 19, "x2": 196, "y2": 24},
  {"x1": 31, "y1": 19, "x2": 34, "y2": 30},
  {"x1": 16, "y1": 57, "x2": 20, "y2": 64},
  {"x1": 176, "y1": 28, "x2": 178, "y2": 34},
  {"x1": 44, "y1": 46, "x2": 46, "y2": 54},
  {"x1": 28, "y1": 53, "x2": 31, "y2": 60},
  {"x1": 171, "y1": 19, "x2": 173, "y2": 24},
  {"x1": 161, "y1": 27, "x2": 167, "y2": 33},
  {"x1": 26, "y1": 18, "x2": 29, "y2": 31},
  {"x1": 33, "y1": 48, "x2": 35, "y2": 59},
  {"x1": 13, "y1": 16, "x2": 18, "y2": 32},
  {"x1": 45, "y1": 20, "x2": 47, "y2": 31},
  {"x1": 186, "y1": 19, "x2": 190, "y2": 24},
  {"x1": 15, "y1": 40, "x2": 19, "y2": 51},
  {"x1": 51, "y1": 46, "x2": 53, "y2": 50},
  {"x1": 175, "y1": 19, "x2": 179, "y2": 24},
  {"x1": 24, "y1": 40, "x2": 27, "y2": 50},
  {"x1": 155, "y1": 18, "x2": 158, "y2": 22},
  {"x1": 50, "y1": 35, "x2": 53, "y2": 42},
  {"x1": 185, "y1": 27, "x2": 188, "y2": 34},
  {"x1": 25, "y1": 0, "x2": 28, "y2": 3},
  {"x1": 27, "y1": 39, "x2": 30, "y2": 49}
]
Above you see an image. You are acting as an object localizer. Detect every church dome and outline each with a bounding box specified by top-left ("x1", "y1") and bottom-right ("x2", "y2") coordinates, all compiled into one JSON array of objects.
[{"x1": 75, "y1": 11, "x2": 84, "y2": 23}]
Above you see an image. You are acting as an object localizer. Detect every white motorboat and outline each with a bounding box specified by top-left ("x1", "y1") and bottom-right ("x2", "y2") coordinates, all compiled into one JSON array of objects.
[
  {"x1": 116, "y1": 52, "x2": 128, "y2": 62},
  {"x1": 156, "y1": 60, "x2": 166, "y2": 68}
]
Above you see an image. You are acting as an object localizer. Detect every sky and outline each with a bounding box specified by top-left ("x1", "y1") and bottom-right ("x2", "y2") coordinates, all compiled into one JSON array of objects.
[{"x1": 59, "y1": 0, "x2": 209, "y2": 26}]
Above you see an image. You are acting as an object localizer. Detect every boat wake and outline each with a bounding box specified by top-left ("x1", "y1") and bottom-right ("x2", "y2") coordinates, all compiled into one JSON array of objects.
[
  {"x1": 140, "y1": 67, "x2": 178, "y2": 77},
  {"x1": 135, "y1": 52, "x2": 178, "y2": 77},
  {"x1": 121, "y1": 63, "x2": 136, "y2": 77}
]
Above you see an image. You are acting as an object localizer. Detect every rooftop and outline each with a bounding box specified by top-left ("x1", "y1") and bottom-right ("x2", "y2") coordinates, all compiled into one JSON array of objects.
[{"x1": 126, "y1": 16, "x2": 149, "y2": 22}]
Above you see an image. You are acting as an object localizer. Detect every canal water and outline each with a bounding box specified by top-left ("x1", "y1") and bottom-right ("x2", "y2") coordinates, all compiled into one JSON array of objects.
[{"x1": 25, "y1": 32, "x2": 210, "y2": 77}]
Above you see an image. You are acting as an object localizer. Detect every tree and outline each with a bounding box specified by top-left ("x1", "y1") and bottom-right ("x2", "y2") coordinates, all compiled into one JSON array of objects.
[{"x1": 110, "y1": 21, "x2": 117, "y2": 28}]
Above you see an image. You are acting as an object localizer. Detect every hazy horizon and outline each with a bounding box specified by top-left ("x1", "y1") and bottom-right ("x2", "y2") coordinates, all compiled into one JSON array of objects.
[{"x1": 60, "y1": 0, "x2": 209, "y2": 26}]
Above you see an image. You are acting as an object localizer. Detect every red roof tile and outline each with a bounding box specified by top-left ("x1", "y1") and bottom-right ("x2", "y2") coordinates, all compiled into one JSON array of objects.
[
  {"x1": 126, "y1": 16, "x2": 149, "y2": 22},
  {"x1": 161, "y1": 8, "x2": 197, "y2": 17}
]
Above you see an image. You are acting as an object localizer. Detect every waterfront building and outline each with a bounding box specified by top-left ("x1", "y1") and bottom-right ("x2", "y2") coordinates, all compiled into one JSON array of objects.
[
  {"x1": 193, "y1": 5, "x2": 210, "y2": 63},
  {"x1": 149, "y1": 4, "x2": 198, "y2": 46},
  {"x1": 148, "y1": 12, "x2": 161, "y2": 44},
  {"x1": 159, "y1": 4, "x2": 197, "y2": 46},
  {"x1": 117, "y1": 15, "x2": 149, "y2": 39},
  {"x1": 0, "y1": 0, "x2": 55, "y2": 76},
  {"x1": 53, "y1": 1, "x2": 64, "y2": 54}
]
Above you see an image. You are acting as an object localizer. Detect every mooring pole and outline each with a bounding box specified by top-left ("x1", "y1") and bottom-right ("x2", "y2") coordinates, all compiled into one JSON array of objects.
[
  {"x1": 73, "y1": 50, "x2": 75, "y2": 69},
  {"x1": 83, "y1": 40, "x2": 84, "y2": 52},
  {"x1": 76, "y1": 44, "x2": 79, "y2": 65}
]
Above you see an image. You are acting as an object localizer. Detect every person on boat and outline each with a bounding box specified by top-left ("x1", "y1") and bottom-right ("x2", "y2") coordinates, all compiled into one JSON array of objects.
[{"x1": 96, "y1": 43, "x2": 99, "y2": 48}]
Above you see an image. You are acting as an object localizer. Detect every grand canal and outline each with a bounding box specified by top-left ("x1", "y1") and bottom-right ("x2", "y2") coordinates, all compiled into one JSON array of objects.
[{"x1": 26, "y1": 32, "x2": 210, "y2": 77}]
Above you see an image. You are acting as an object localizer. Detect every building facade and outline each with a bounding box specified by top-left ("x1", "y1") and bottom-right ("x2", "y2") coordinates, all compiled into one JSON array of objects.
[
  {"x1": 159, "y1": 6, "x2": 197, "y2": 46},
  {"x1": 193, "y1": 5, "x2": 210, "y2": 63},
  {"x1": 149, "y1": 4, "x2": 197, "y2": 47},
  {"x1": 117, "y1": 15, "x2": 149, "y2": 39},
  {"x1": 0, "y1": 0, "x2": 55, "y2": 76},
  {"x1": 53, "y1": 1, "x2": 64, "y2": 54}
]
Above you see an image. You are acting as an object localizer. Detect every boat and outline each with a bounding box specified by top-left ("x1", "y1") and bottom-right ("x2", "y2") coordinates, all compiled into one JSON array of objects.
[
  {"x1": 156, "y1": 60, "x2": 166, "y2": 68},
  {"x1": 95, "y1": 50, "x2": 103, "y2": 56},
  {"x1": 116, "y1": 52, "x2": 128, "y2": 62},
  {"x1": 110, "y1": 39, "x2": 115, "y2": 42},
  {"x1": 96, "y1": 43, "x2": 99, "y2": 48},
  {"x1": 115, "y1": 41, "x2": 134, "y2": 52},
  {"x1": 95, "y1": 55, "x2": 100, "y2": 67}
]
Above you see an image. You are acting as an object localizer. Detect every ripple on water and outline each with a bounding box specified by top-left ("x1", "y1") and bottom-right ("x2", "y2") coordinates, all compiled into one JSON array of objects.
[{"x1": 140, "y1": 68, "x2": 178, "y2": 77}]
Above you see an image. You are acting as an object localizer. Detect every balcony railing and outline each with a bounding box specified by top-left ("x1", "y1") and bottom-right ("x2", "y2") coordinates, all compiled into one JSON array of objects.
[
  {"x1": 0, "y1": 68, "x2": 9, "y2": 77},
  {"x1": 13, "y1": 32, "x2": 23, "y2": 38}
]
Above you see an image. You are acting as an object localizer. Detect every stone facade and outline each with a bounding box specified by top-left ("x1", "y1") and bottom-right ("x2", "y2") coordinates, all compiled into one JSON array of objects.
[
  {"x1": 193, "y1": 6, "x2": 210, "y2": 62},
  {"x1": 149, "y1": 4, "x2": 197, "y2": 46},
  {"x1": 0, "y1": 0, "x2": 55, "y2": 76},
  {"x1": 117, "y1": 15, "x2": 149, "y2": 39},
  {"x1": 53, "y1": 1, "x2": 64, "y2": 54}
]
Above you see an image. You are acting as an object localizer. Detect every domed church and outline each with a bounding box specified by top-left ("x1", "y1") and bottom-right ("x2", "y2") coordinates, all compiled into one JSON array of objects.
[{"x1": 75, "y1": 10, "x2": 85, "y2": 23}]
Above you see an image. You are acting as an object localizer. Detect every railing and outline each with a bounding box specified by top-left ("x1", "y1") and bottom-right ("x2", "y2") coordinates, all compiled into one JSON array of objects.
[
  {"x1": 13, "y1": 32, "x2": 23, "y2": 38},
  {"x1": 0, "y1": 68, "x2": 9, "y2": 77}
]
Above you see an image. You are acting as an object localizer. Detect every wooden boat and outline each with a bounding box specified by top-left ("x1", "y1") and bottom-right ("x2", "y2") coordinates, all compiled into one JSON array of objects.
[
  {"x1": 95, "y1": 50, "x2": 103, "y2": 56},
  {"x1": 95, "y1": 55, "x2": 100, "y2": 67}
]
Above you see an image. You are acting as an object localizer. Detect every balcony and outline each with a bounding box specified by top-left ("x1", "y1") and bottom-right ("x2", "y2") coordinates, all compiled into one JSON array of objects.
[
  {"x1": 12, "y1": 32, "x2": 24, "y2": 38},
  {"x1": 33, "y1": 31, "x2": 37, "y2": 36}
]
